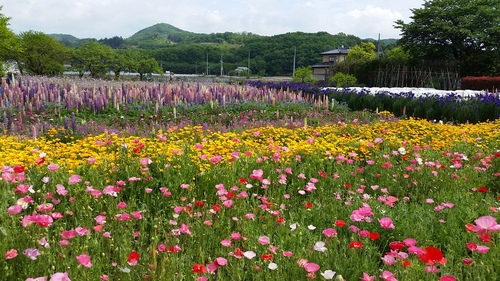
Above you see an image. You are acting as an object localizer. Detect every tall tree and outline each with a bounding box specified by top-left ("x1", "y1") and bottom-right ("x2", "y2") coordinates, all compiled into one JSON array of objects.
[
  {"x1": 291, "y1": 66, "x2": 316, "y2": 83},
  {"x1": 395, "y1": 0, "x2": 500, "y2": 76},
  {"x1": 18, "y1": 31, "x2": 68, "y2": 76},
  {"x1": 0, "y1": 6, "x2": 22, "y2": 75},
  {"x1": 110, "y1": 50, "x2": 137, "y2": 79},
  {"x1": 72, "y1": 41, "x2": 113, "y2": 78},
  {"x1": 135, "y1": 56, "x2": 162, "y2": 80},
  {"x1": 345, "y1": 42, "x2": 376, "y2": 63}
]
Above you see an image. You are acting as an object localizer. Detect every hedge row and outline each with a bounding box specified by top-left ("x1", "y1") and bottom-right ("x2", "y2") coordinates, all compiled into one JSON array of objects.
[{"x1": 461, "y1": 76, "x2": 500, "y2": 91}]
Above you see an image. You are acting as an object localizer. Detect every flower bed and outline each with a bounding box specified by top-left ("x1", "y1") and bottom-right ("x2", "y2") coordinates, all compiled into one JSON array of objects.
[{"x1": 0, "y1": 78, "x2": 499, "y2": 281}]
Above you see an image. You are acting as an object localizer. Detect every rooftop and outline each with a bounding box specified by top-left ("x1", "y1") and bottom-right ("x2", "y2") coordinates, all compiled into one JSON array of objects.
[{"x1": 320, "y1": 48, "x2": 349, "y2": 55}]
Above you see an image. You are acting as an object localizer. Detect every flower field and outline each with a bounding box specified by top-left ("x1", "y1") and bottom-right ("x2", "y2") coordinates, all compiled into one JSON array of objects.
[{"x1": 1, "y1": 78, "x2": 500, "y2": 281}]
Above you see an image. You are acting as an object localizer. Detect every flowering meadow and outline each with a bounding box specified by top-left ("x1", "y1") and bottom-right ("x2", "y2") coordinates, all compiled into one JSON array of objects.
[{"x1": 1, "y1": 77, "x2": 500, "y2": 281}]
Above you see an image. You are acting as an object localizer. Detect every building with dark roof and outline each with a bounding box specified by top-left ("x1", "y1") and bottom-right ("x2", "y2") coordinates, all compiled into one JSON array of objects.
[{"x1": 311, "y1": 48, "x2": 349, "y2": 81}]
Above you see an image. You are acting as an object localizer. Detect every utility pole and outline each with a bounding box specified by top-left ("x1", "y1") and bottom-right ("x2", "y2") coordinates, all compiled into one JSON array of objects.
[
  {"x1": 248, "y1": 51, "x2": 251, "y2": 76},
  {"x1": 220, "y1": 54, "x2": 223, "y2": 76},
  {"x1": 377, "y1": 33, "x2": 381, "y2": 59},
  {"x1": 206, "y1": 53, "x2": 209, "y2": 75}
]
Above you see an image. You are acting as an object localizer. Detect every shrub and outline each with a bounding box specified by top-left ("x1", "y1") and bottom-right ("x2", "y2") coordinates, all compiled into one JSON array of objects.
[{"x1": 329, "y1": 72, "x2": 357, "y2": 87}]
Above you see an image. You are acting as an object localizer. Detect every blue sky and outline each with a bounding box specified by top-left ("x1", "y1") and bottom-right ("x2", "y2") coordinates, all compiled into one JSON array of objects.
[{"x1": 2, "y1": 0, "x2": 425, "y2": 39}]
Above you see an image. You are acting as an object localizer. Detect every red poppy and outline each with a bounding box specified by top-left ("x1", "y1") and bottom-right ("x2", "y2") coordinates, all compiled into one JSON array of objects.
[
  {"x1": 276, "y1": 216, "x2": 285, "y2": 224},
  {"x1": 478, "y1": 186, "x2": 488, "y2": 193},
  {"x1": 401, "y1": 260, "x2": 412, "y2": 267},
  {"x1": 318, "y1": 171, "x2": 327, "y2": 178},
  {"x1": 234, "y1": 248, "x2": 244, "y2": 258},
  {"x1": 261, "y1": 253, "x2": 273, "y2": 261},
  {"x1": 335, "y1": 220, "x2": 346, "y2": 227},
  {"x1": 192, "y1": 263, "x2": 207, "y2": 274},
  {"x1": 212, "y1": 204, "x2": 221, "y2": 212},
  {"x1": 494, "y1": 152, "x2": 500, "y2": 157},
  {"x1": 13, "y1": 165, "x2": 25, "y2": 173},
  {"x1": 167, "y1": 245, "x2": 181, "y2": 253},
  {"x1": 466, "y1": 242, "x2": 477, "y2": 251},
  {"x1": 127, "y1": 251, "x2": 140, "y2": 266},
  {"x1": 478, "y1": 233, "x2": 492, "y2": 243},
  {"x1": 304, "y1": 202, "x2": 313, "y2": 209},
  {"x1": 239, "y1": 178, "x2": 247, "y2": 184},
  {"x1": 195, "y1": 201, "x2": 205, "y2": 207},
  {"x1": 465, "y1": 223, "x2": 475, "y2": 233},
  {"x1": 226, "y1": 192, "x2": 235, "y2": 199},
  {"x1": 349, "y1": 241, "x2": 363, "y2": 249},
  {"x1": 418, "y1": 246, "x2": 446, "y2": 265},
  {"x1": 36, "y1": 157, "x2": 45, "y2": 165},
  {"x1": 369, "y1": 232, "x2": 380, "y2": 241},
  {"x1": 389, "y1": 241, "x2": 405, "y2": 251},
  {"x1": 462, "y1": 258, "x2": 473, "y2": 265},
  {"x1": 344, "y1": 183, "x2": 351, "y2": 189}
]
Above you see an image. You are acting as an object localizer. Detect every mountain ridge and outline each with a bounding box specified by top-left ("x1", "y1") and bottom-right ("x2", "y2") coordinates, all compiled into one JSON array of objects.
[{"x1": 50, "y1": 22, "x2": 398, "y2": 45}]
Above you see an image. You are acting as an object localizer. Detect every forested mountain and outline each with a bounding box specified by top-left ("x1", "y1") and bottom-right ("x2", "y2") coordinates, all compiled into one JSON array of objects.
[{"x1": 50, "y1": 23, "x2": 396, "y2": 76}]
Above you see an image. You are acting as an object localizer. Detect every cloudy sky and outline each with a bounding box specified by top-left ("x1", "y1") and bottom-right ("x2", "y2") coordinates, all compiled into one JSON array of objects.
[{"x1": 2, "y1": 0, "x2": 425, "y2": 40}]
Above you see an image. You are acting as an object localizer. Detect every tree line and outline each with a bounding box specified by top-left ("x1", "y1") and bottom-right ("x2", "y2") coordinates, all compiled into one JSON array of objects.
[{"x1": 2, "y1": 0, "x2": 500, "y2": 83}]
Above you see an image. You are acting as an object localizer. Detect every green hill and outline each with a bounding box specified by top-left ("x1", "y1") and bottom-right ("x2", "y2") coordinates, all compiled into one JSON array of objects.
[
  {"x1": 49, "y1": 34, "x2": 80, "y2": 46},
  {"x1": 124, "y1": 23, "x2": 195, "y2": 48}
]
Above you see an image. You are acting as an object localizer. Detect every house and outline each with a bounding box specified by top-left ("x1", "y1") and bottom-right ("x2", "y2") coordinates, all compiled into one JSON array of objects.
[
  {"x1": 234, "y1": 66, "x2": 249, "y2": 76},
  {"x1": 311, "y1": 48, "x2": 349, "y2": 81}
]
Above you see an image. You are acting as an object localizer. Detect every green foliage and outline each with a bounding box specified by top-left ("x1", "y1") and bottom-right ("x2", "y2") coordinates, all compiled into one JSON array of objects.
[
  {"x1": 329, "y1": 72, "x2": 357, "y2": 87},
  {"x1": 331, "y1": 42, "x2": 377, "y2": 86},
  {"x1": 146, "y1": 31, "x2": 361, "y2": 76},
  {"x1": 385, "y1": 46, "x2": 410, "y2": 63},
  {"x1": 345, "y1": 42, "x2": 376, "y2": 63},
  {"x1": 0, "y1": 6, "x2": 22, "y2": 76},
  {"x1": 72, "y1": 41, "x2": 114, "y2": 78},
  {"x1": 292, "y1": 66, "x2": 316, "y2": 83},
  {"x1": 110, "y1": 50, "x2": 137, "y2": 79},
  {"x1": 18, "y1": 31, "x2": 68, "y2": 76},
  {"x1": 98, "y1": 36, "x2": 125, "y2": 48},
  {"x1": 136, "y1": 57, "x2": 162, "y2": 80},
  {"x1": 395, "y1": 0, "x2": 500, "y2": 76}
]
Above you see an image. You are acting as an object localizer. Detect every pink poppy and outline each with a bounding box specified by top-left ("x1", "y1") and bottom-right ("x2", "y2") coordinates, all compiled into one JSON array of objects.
[
  {"x1": 258, "y1": 236, "x2": 270, "y2": 245},
  {"x1": 215, "y1": 257, "x2": 228, "y2": 266},
  {"x1": 139, "y1": 158, "x2": 151, "y2": 165},
  {"x1": 380, "y1": 270, "x2": 397, "y2": 281},
  {"x1": 50, "y1": 272, "x2": 71, "y2": 281},
  {"x1": 476, "y1": 245, "x2": 490, "y2": 254},
  {"x1": 360, "y1": 272, "x2": 375, "y2": 281},
  {"x1": 378, "y1": 217, "x2": 395, "y2": 229},
  {"x1": 7, "y1": 204, "x2": 22, "y2": 215},
  {"x1": 76, "y1": 253, "x2": 92, "y2": 268},
  {"x1": 5, "y1": 249, "x2": 18, "y2": 259},
  {"x1": 473, "y1": 216, "x2": 500, "y2": 234},
  {"x1": 220, "y1": 240, "x2": 231, "y2": 247},
  {"x1": 322, "y1": 228, "x2": 338, "y2": 238},
  {"x1": 68, "y1": 175, "x2": 82, "y2": 185},
  {"x1": 250, "y1": 169, "x2": 264, "y2": 181},
  {"x1": 304, "y1": 262, "x2": 320, "y2": 273},
  {"x1": 47, "y1": 164, "x2": 59, "y2": 171}
]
